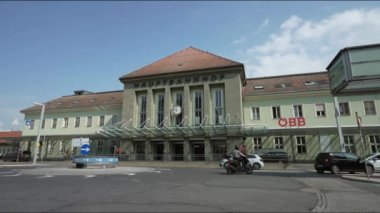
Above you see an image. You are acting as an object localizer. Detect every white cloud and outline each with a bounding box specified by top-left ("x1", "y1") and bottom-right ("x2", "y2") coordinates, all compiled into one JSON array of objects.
[
  {"x1": 233, "y1": 37, "x2": 247, "y2": 45},
  {"x1": 12, "y1": 118, "x2": 20, "y2": 126},
  {"x1": 259, "y1": 18, "x2": 270, "y2": 30},
  {"x1": 243, "y1": 8, "x2": 380, "y2": 77}
]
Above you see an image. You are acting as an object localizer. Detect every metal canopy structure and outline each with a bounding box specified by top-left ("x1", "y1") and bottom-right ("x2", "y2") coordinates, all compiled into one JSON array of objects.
[{"x1": 96, "y1": 115, "x2": 267, "y2": 139}]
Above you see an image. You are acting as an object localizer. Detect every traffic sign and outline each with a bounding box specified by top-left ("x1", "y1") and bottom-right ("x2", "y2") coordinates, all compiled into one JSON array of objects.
[{"x1": 80, "y1": 144, "x2": 90, "y2": 155}]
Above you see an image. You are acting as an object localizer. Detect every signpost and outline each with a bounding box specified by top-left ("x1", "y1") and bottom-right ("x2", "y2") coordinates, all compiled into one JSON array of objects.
[{"x1": 80, "y1": 144, "x2": 90, "y2": 156}]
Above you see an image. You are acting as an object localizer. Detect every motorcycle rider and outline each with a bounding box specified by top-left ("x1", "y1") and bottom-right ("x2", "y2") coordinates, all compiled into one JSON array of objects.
[{"x1": 232, "y1": 145, "x2": 248, "y2": 168}]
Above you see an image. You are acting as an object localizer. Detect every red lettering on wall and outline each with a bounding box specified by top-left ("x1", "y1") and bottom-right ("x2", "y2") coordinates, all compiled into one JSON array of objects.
[
  {"x1": 278, "y1": 117, "x2": 306, "y2": 127},
  {"x1": 298, "y1": 117, "x2": 306, "y2": 126},
  {"x1": 278, "y1": 118, "x2": 287, "y2": 127},
  {"x1": 289, "y1": 118, "x2": 297, "y2": 127}
]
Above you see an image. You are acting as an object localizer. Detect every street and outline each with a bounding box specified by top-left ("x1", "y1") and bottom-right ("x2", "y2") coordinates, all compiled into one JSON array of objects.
[{"x1": 0, "y1": 165, "x2": 379, "y2": 212}]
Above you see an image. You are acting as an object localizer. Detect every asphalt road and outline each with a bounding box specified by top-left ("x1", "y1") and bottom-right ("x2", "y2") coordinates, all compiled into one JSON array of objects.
[{"x1": 0, "y1": 166, "x2": 379, "y2": 212}]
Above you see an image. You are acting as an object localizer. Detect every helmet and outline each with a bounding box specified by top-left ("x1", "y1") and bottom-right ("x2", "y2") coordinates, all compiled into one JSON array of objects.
[{"x1": 235, "y1": 145, "x2": 239, "y2": 150}]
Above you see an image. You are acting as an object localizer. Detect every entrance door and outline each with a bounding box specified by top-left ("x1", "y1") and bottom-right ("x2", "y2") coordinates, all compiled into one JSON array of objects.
[
  {"x1": 136, "y1": 143, "x2": 145, "y2": 160},
  {"x1": 155, "y1": 143, "x2": 164, "y2": 161},
  {"x1": 192, "y1": 143, "x2": 205, "y2": 161},
  {"x1": 172, "y1": 143, "x2": 184, "y2": 161}
]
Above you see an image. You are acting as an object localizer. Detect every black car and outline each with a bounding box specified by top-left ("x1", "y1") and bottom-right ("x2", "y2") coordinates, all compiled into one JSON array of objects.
[
  {"x1": 2, "y1": 151, "x2": 31, "y2": 162},
  {"x1": 260, "y1": 151, "x2": 290, "y2": 163},
  {"x1": 314, "y1": 152, "x2": 374, "y2": 175}
]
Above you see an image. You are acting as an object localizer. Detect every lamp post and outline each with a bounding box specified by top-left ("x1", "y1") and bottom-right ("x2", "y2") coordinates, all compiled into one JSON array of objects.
[{"x1": 32, "y1": 101, "x2": 45, "y2": 165}]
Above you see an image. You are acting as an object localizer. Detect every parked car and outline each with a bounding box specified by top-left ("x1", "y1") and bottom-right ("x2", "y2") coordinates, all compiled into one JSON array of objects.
[
  {"x1": 2, "y1": 151, "x2": 31, "y2": 162},
  {"x1": 219, "y1": 154, "x2": 264, "y2": 170},
  {"x1": 314, "y1": 152, "x2": 374, "y2": 175},
  {"x1": 259, "y1": 151, "x2": 290, "y2": 163},
  {"x1": 365, "y1": 153, "x2": 380, "y2": 172}
]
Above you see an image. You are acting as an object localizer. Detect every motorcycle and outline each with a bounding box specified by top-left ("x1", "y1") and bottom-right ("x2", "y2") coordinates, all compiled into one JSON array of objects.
[{"x1": 226, "y1": 157, "x2": 253, "y2": 174}]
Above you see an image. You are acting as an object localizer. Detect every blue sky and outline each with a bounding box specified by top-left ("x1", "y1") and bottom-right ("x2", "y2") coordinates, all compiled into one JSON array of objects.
[{"x1": 1, "y1": 1, "x2": 380, "y2": 130}]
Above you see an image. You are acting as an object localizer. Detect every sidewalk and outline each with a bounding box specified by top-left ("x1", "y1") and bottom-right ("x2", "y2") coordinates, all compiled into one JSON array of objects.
[{"x1": 340, "y1": 173, "x2": 380, "y2": 184}]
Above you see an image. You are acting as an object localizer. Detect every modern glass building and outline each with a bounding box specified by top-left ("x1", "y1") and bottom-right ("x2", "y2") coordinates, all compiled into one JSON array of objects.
[{"x1": 20, "y1": 44, "x2": 380, "y2": 162}]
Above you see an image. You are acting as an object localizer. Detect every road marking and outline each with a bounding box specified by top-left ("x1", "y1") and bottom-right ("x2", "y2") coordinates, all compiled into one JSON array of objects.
[
  {"x1": 0, "y1": 172, "x2": 14, "y2": 174},
  {"x1": 131, "y1": 179, "x2": 140, "y2": 182},
  {"x1": 124, "y1": 173, "x2": 135, "y2": 176},
  {"x1": 2, "y1": 174, "x2": 21, "y2": 177},
  {"x1": 36, "y1": 175, "x2": 54, "y2": 178},
  {"x1": 83, "y1": 175, "x2": 96, "y2": 178},
  {"x1": 147, "y1": 170, "x2": 161, "y2": 174}
]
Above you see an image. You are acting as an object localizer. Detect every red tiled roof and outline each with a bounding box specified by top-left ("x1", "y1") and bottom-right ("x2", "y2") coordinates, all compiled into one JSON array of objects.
[
  {"x1": 20, "y1": 90, "x2": 123, "y2": 114},
  {"x1": 0, "y1": 131, "x2": 22, "y2": 138},
  {"x1": 243, "y1": 72, "x2": 330, "y2": 96},
  {"x1": 120, "y1": 47, "x2": 244, "y2": 81}
]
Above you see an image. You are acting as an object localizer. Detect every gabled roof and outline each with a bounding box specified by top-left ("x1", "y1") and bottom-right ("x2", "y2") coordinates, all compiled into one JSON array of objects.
[
  {"x1": 20, "y1": 90, "x2": 123, "y2": 114},
  {"x1": 119, "y1": 47, "x2": 244, "y2": 81},
  {"x1": 243, "y1": 72, "x2": 330, "y2": 96}
]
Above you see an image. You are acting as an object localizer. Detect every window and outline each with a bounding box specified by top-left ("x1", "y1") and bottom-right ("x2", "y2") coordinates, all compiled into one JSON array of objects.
[
  {"x1": 175, "y1": 93, "x2": 183, "y2": 126},
  {"x1": 253, "y1": 137, "x2": 262, "y2": 150},
  {"x1": 41, "y1": 119, "x2": 45, "y2": 129},
  {"x1": 272, "y1": 106, "x2": 281, "y2": 119},
  {"x1": 47, "y1": 141, "x2": 53, "y2": 154},
  {"x1": 344, "y1": 135, "x2": 356, "y2": 154},
  {"x1": 194, "y1": 90, "x2": 203, "y2": 125},
  {"x1": 111, "y1": 115, "x2": 118, "y2": 125},
  {"x1": 29, "y1": 120, "x2": 35, "y2": 130},
  {"x1": 74, "y1": 117, "x2": 80, "y2": 128},
  {"x1": 315, "y1": 103, "x2": 326, "y2": 117},
  {"x1": 52, "y1": 118, "x2": 57, "y2": 129},
  {"x1": 97, "y1": 141, "x2": 103, "y2": 154},
  {"x1": 214, "y1": 89, "x2": 224, "y2": 125},
  {"x1": 139, "y1": 95, "x2": 147, "y2": 128},
  {"x1": 87, "y1": 116, "x2": 92, "y2": 127},
  {"x1": 369, "y1": 135, "x2": 380, "y2": 153},
  {"x1": 296, "y1": 136, "x2": 306, "y2": 154},
  {"x1": 251, "y1": 107, "x2": 260, "y2": 120},
  {"x1": 59, "y1": 141, "x2": 65, "y2": 153},
  {"x1": 157, "y1": 94, "x2": 165, "y2": 127},
  {"x1": 110, "y1": 140, "x2": 117, "y2": 154},
  {"x1": 293, "y1": 105, "x2": 303, "y2": 117},
  {"x1": 274, "y1": 137, "x2": 284, "y2": 149},
  {"x1": 63, "y1": 117, "x2": 69, "y2": 128},
  {"x1": 339, "y1": 102, "x2": 350, "y2": 116},
  {"x1": 99, "y1": 115, "x2": 105, "y2": 127},
  {"x1": 364, "y1": 100, "x2": 376, "y2": 115}
]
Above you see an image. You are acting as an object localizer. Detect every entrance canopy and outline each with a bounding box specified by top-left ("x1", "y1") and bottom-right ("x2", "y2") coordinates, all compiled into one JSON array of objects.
[{"x1": 96, "y1": 119, "x2": 267, "y2": 139}]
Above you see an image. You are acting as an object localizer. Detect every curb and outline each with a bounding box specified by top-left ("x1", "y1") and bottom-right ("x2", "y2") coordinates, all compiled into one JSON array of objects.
[{"x1": 340, "y1": 175, "x2": 380, "y2": 184}]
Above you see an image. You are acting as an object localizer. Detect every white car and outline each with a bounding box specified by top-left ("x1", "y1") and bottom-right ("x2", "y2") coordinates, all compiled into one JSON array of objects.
[
  {"x1": 219, "y1": 154, "x2": 264, "y2": 170},
  {"x1": 366, "y1": 153, "x2": 380, "y2": 172}
]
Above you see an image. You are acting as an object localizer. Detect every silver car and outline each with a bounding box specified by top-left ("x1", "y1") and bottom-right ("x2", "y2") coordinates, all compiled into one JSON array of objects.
[
  {"x1": 219, "y1": 154, "x2": 264, "y2": 170},
  {"x1": 366, "y1": 153, "x2": 380, "y2": 172}
]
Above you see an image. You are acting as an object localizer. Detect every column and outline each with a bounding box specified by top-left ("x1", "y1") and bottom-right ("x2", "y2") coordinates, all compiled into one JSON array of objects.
[
  {"x1": 145, "y1": 139, "x2": 152, "y2": 160},
  {"x1": 146, "y1": 89, "x2": 154, "y2": 127},
  {"x1": 164, "y1": 87, "x2": 171, "y2": 126},
  {"x1": 164, "y1": 139, "x2": 171, "y2": 161},
  {"x1": 203, "y1": 83, "x2": 211, "y2": 125},
  {"x1": 184, "y1": 138, "x2": 191, "y2": 161},
  {"x1": 120, "y1": 139, "x2": 133, "y2": 160},
  {"x1": 204, "y1": 138, "x2": 212, "y2": 161},
  {"x1": 184, "y1": 85, "x2": 191, "y2": 125}
]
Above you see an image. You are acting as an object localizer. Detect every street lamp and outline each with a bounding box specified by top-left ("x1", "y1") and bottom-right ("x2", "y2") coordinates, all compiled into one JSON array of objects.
[{"x1": 32, "y1": 101, "x2": 45, "y2": 165}]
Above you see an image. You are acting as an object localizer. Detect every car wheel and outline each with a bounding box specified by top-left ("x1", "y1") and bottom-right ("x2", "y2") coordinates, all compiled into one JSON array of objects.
[
  {"x1": 252, "y1": 163, "x2": 261, "y2": 170},
  {"x1": 366, "y1": 166, "x2": 374, "y2": 175},
  {"x1": 245, "y1": 163, "x2": 253, "y2": 174},
  {"x1": 226, "y1": 168, "x2": 234, "y2": 175},
  {"x1": 331, "y1": 165, "x2": 340, "y2": 175},
  {"x1": 349, "y1": 171, "x2": 355, "y2": 174}
]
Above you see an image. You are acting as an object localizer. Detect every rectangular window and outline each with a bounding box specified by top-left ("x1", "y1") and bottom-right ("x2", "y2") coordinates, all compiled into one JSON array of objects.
[
  {"x1": 214, "y1": 89, "x2": 224, "y2": 125},
  {"x1": 251, "y1": 107, "x2": 260, "y2": 120},
  {"x1": 52, "y1": 118, "x2": 57, "y2": 129},
  {"x1": 274, "y1": 137, "x2": 284, "y2": 149},
  {"x1": 111, "y1": 115, "x2": 118, "y2": 125},
  {"x1": 63, "y1": 117, "x2": 69, "y2": 128},
  {"x1": 344, "y1": 135, "x2": 356, "y2": 154},
  {"x1": 369, "y1": 135, "x2": 380, "y2": 153},
  {"x1": 157, "y1": 94, "x2": 165, "y2": 127},
  {"x1": 175, "y1": 93, "x2": 183, "y2": 126},
  {"x1": 97, "y1": 141, "x2": 103, "y2": 154},
  {"x1": 47, "y1": 141, "x2": 53, "y2": 154},
  {"x1": 253, "y1": 137, "x2": 262, "y2": 150},
  {"x1": 74, "y1": 117, "x2": 80, "y2": 128},
  {"x1": 293, "y1": 105, "x2": 303, "y2": 117},
  {"x1": 272, "y1": 106, "x2": 281, "y2": 119},
  {"x1": 110, "y1": 140, "x2": 117, "y2": 154},
  {"x1": 339, "y1": 102, "x2": 350, "y2": 116},
  {"x1": 296, "y1": 136, "x2": 306, "y2": 154},
  {"x1": 194, "y1": 90, "x2": 203, "y2": 125},
  {"x1": 59, "y1": 141, "x2": 65, "y2": 153},
  {"x1": 315, "y1": 103, "x2": 326, "y2": 117},
  {"x1": 41, "y1": 119, "x2": 45, "y2": 129},
  {"x1": 99, "y1": 115, "x2": 105, "y2": 127},
  {"x1": 139, "y1": 95, "x2": 147, "y2": 128},
  {"x1": 87, "y1": 116, "x2": 92, "y2": 127},
  {"x1": 29, "y1": 120, "x2": 35, "y2": 130},
  {"x1": 364, "y1": 100, "x2": 376, "y2": 115}
]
